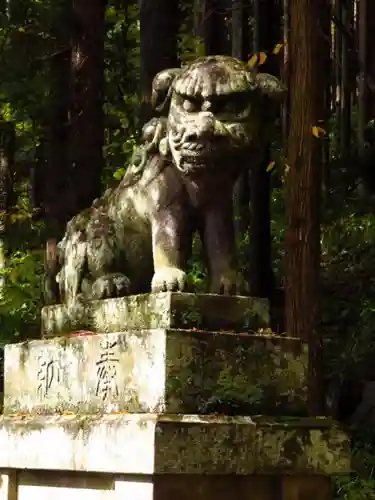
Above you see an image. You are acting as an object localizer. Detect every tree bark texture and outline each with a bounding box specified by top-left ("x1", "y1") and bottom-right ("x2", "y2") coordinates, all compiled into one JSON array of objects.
[
  {"x1": 285, "y1": 0, "x2": 324, "y2": 414},
  {"x1": 247, "y1": 0, "x2": 281, "y2": 299},
  {"x1": 365, "y1": 0, "x2": 375, "y2": 134},
  {"x1": 231, "y1": 0, "x2": 250, "y2": 61},
  {"x1": 139, "y1": 0, "x2": 180, "y2": 125},
  {"x1": 69, "y1": 0, "x2": 105, "y2": 212},
  {"x1": 0, "y1": 122, "x2": 14, "y2": 294},
  {"x1": 202, "y1": 0, "x2": 230, "y2": 55},
  {"x1": 46, "y1": 50, "x2": 71, "y2": 229},
  {"x1": 231, "y1": 0, "x2": 251, "y2": 251},
  {"x1": 281, "y1": 0, "x2": 290, "y2": 146},
  {"x1": 339, "y1": 0, "x2": 351, "y2": 160}
]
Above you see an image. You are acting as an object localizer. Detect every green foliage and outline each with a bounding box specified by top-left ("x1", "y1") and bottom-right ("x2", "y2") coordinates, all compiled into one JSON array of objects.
[
  {"x1": 179, "y1": 1, "x2": 205, "y2": 62},
  {"x1": 320, "y1": 202, "x2": 375, "y2": 380},
  {"x1": 335, "y1": 427, "x2": 375, "y2": 499},
  {"x1": 186, "y1": 235, "x2": 207, "y2": 292},
  {"x1": 0, "y1": 249, "x2": 44, "y2": 343},
  {"x1": 0, "y1": 0, "x2": 144, "y2": 342},
  {"x1": 104, "y1": 2, "x2": 140, "y2": 181},
  {"x1": 336, "y1": 477, "x2": 375, "y2": 500}
]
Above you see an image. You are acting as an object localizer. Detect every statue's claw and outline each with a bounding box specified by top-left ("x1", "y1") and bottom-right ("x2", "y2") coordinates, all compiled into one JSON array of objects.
[
  {"x1": 151, "y1": 267, "x2": 187, "y2": 293},
  {"x1": 91, "y1": 273, "x2": 131, "y2": 300}
]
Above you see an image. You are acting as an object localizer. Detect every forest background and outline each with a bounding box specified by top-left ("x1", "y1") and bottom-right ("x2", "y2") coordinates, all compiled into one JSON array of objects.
[{"x1": 1, "y1": 0, "x2": 375, "y2": 497}]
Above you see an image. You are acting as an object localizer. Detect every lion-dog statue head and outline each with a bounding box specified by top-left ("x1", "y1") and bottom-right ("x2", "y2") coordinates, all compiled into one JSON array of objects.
[{"x1": 150, "y1": 55, "x2": 286, "y2": 178}]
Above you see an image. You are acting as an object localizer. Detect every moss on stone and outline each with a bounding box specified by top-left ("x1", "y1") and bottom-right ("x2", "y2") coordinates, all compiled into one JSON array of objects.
[
  {"x1": 41, "y1": 292, "x2": 270, "y2": 337},
  {"x1": 0, "y1": 414, "x2": 351, "y2": 475},
  {"x1": 164, "y1": 331, "x2": 308, "y2": 416},
  {"x1": 5, "y1": 327, "x2": 308, "y2": 417}
]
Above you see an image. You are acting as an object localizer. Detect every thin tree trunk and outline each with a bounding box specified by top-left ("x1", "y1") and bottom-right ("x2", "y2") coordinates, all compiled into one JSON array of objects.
[
  {"x1": 248, "y1": 0, "x2": 281, "y2": 299},
  {"x1": 357, "y1": 0, "x2": 367, "y2": 160},
  {"x1": 320, "y1": 0, "x2": 332, "y2": 193},
  {"x1": 0, "y1": 122, "x2": 14, "y2": 296},
  {"x1": 45, "y1": 49, "x2": 71, "y2": 304},
  {"x1": 231, "y1": 0, "x2": 248, "y2": 61},
  {"x1": 48, "y1": 50, "x2": 71, "y2": 226},
  {"x1": 232, "y1": 0, "x2": 251, "y2": 245},
  {"x1": 367, "y1": 0, "x2": 375, "y2": 130},
  {"x1": 202, "y1": 0, "x2": 230, "y2": 55},
  {"x1": 69, "y1": 0, "x2": 105, "y2": 212},
  {"x1": 33, "y1": 48, "x2": 71, "y2": 305},
  {"x1": 340, "y1": 0, "x2": 351, "y2": 159},
  {"x1": 334, "y1": 0, "x2": 342, "y2": 156},
  {"x1": 139, "y1": 0, "x2": 180, "y2": 125},
  {"x1": 282, "y1": 0, "x2": 290, "y2": 147},
  {"x1": 285, "y1": 0, "x2": 325, "y2": 415}
]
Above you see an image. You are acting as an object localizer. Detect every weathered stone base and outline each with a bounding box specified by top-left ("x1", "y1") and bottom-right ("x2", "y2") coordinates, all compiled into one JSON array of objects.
[
  {"x1": 0, "y1": 470, "x2": 334, "y2": 500},
  {"x1": 41, "y1": 292, "x2": 270, "y2": 337},
  {"x1": 0, "y1": 414, "x2": 349, "y2": 499},
  {"x1": 5, "y1": 330, "x2": 308, "y2": 416},
  {"x1": 0, "y1": 414, "x2": 350, "y2": 475}
]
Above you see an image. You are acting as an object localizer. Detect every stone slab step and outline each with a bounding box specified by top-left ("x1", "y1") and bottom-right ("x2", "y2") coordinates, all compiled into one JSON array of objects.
[
  {"x1": 5, "y1": 329, "x2": 307, "y2": 416},
  {"x1": 1, "y1": 471, "x2": 335, "y2": 500},
  {"x1": 41, "y1": 292, "x2": 270, "y2": 337},
  {"x1": 0, "y1": 414, "x2": 350, "y2": 475}
]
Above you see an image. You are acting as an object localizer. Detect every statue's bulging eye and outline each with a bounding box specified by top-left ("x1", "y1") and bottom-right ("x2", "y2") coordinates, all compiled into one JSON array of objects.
[
  {"x1": 218, "y1": 98, "x2": 244, "y2": 115},
  {"x1": 220, "y1": 101, "x2": 238, "y2": 114},
  {"x1": 213, "y1": 93, "x2": 251, "y2": 119},
  {"x1": 181, "y1": 97, "x2": 201, "y2": 113}
]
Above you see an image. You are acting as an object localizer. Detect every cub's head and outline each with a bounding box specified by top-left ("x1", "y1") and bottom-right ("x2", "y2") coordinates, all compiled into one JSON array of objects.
[{"x1": 152, "y1": 55, "x2": 286, "y2": 175}]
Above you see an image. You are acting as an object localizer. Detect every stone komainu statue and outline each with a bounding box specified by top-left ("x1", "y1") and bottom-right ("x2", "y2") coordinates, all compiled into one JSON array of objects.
[{"x1": 46, "y1": 56, "x2": 286, "y2": 307}]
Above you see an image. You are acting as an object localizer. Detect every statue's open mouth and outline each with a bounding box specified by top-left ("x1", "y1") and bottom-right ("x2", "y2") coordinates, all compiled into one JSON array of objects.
[
  {"x1": 180, "y1": 143, "x2": 208, "y2": 161},
  {"x1": 179, "y1": 141, "x2": 223, "y2": 159},
  {"x1": 181, "y1": 142, "x2": 205, "y2": 153}
]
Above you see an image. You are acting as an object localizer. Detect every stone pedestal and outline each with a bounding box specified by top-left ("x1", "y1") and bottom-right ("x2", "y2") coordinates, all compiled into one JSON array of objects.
[{"x1": 0, "y1": 293, "x2": 350, "y2": 499}]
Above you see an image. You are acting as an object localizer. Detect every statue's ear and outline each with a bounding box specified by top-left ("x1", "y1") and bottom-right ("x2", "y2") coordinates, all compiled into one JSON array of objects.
[
  {"x1": 255, "y1": 73, "x2": 287, "y2": 102},
  {"x1": 151, "y1": 68, "x2": 182, "y2": 114}
]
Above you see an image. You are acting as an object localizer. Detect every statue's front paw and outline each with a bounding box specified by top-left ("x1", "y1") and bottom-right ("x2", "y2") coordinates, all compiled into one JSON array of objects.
[
  {"x1": 152, "y1": 267, "x2": 187, "y2": 293},
  {"x1": 210, "y1": 270, "x2": 248, "y2": 296},
  {"x1": 91, "y1": 273, "x2": 131, "y2": 300}
]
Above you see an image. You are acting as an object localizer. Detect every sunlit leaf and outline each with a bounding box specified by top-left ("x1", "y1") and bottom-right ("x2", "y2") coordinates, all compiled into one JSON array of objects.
[
  {"x1": 312, "y1": 126, "x2": 326, "y2": 138},
  {"x1": 258, "y1": 52, "x2": 268, "y2": 65},
  {"x1": 266, "y1": 161, "x2": 276, "y2": 172},
  {"x1": 247, "y1": 54, "x2": 259, "y2": 69}
]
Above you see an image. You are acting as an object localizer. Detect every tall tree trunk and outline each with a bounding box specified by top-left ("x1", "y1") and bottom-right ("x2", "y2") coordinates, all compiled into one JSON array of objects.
[
  {"x1": 231, "y1": 0, "x2": 251, "y2": 249},
  {"x1": 320, "y1": 0, "x2": 332, "y2": 193},
  {"x1": 357, "y1": 0, "x2": 367, "y2": 161},
  {"x1": 0, "y1": 122, "x2": 14, "y2": 296},
  {"x1": 32, "y1": 49, "x2": 71, "y2": 305},
  {"x1": 139, "y1": 0, "x2": 180, "y2": 125},
  {"x1": 334, "y1": 0, "x2": 342, "y2": 156},
  {"x1": 44, "y1": 49, "x2": 71, "y2": 304},
  {"x1": 281, "y1": 0, "x2": 290, "y2": 147},
  {"x1": 367, "y1": 0, "x2": 375, "y2": 130},
  {"x1": 285, "y1": 0, "x2": 325, "y2": 415},
  {"x1": 339, "y1": 0, "x2": 351, "y2": 159},
  {"x1": 202, "y1": 0, "x2": 230, "y2": 55},
  {"x1": 69, "y1": 0, "x2": 105, "y2": 212},
  {"x1": 248, "y1": 0, "x2": 281, "y2": 299},
  {"x1": 231, "y1": 0, "x2": 250, "y2": 61},
  {"x1": 47, "y1": 50, "x2": 71, "y2": 227}
]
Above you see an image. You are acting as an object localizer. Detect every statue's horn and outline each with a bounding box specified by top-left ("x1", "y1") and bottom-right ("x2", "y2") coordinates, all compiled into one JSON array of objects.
[{"x1": 151, "y1": 68, "x2": 182, "y2": 114}]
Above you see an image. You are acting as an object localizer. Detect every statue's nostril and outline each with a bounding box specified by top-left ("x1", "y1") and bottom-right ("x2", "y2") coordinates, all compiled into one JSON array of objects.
[{"x1": 196, "y1": 112, "x2": 215, "y2": 137}]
